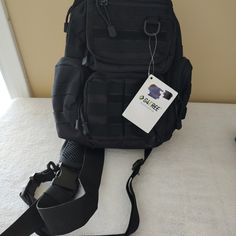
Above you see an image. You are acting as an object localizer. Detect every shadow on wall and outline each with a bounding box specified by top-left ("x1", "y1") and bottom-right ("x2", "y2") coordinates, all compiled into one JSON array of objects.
[{"x1": 0, "y1": 70, "x2": 11, "y2": 117}]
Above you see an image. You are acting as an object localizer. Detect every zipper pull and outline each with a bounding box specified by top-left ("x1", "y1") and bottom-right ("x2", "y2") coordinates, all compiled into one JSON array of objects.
[
  {"x1": 79, "y1": 107, "x2": 89, "y2": 135},
  {"x1": 97, "y1": 0, "x2": 117, "y2": 38},
  {"x1": 82, "y1": 122, "x2": 89, "y2": 136},
  {"x1": 107, "y1": 25, "x2": 117, "y2": 38},
  {"x1": 75, "y1": 119, "x2": 79, "y2": 130}
]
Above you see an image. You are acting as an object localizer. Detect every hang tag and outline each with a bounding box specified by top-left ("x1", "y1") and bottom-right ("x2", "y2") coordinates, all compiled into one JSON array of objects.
[{"x1": 122, "y1": 74, "x2": 178, "y2": 133}]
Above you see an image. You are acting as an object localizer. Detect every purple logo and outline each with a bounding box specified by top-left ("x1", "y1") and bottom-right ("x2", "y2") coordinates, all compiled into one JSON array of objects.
[{"x1": 148, "y1": 84, "x2": 173, "y2": 100}]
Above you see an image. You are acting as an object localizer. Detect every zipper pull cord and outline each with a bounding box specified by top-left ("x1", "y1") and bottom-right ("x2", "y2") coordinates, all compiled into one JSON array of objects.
[
  {"x1": 103, "y1": 6, "x2": 117, "y2": 38},
  {"x1": 96, "y1": 0, "x2": 117, "y2": 38}
]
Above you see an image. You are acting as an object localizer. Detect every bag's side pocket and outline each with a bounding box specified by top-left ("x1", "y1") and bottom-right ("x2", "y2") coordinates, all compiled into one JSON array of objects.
[
  {"x1": 172, "y1": 57, "x2": 192, "y2": 129},
  {"x1": 52, "y1": 57, "x2": 85, "y2": 139}
]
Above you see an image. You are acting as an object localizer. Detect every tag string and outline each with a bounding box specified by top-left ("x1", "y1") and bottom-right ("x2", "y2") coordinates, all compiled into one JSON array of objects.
[
  {"x1": 144, "y1": 21, "x2": 161, "y2": 76},
  {"x1": 148, "y1": 34, "x2": 158, "y2": 76}
]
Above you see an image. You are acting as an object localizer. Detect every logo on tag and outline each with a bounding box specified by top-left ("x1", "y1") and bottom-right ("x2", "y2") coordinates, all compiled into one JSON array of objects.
[{"x1": 148, "y1": 84, "x2": 173, "y2": 100}]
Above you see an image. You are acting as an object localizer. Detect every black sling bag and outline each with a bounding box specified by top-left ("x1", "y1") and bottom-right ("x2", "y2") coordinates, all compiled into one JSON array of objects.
[{"x1": 1, "y1": 0, "x2": 192, "y2": 235}]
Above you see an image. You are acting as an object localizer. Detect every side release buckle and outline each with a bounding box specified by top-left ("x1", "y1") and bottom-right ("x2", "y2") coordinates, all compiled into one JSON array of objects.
[
  {"x1": 20, "y1": 161, "x2": 59, "y2": 206},
  {"x1": 52, "y1": 164, "x2": 79, "y2": 192}
]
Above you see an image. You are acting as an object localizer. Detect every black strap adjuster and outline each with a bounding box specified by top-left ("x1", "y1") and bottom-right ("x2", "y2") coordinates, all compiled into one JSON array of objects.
[
  {"x1": 52, "y1": 164, "x2": 79, "y2": 192},
  {"x1": 132, "y1": 159, "x2": 145, "y2": 175}
]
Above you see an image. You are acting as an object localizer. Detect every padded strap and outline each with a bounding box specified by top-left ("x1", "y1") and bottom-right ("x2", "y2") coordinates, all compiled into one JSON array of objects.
[
  {"x1": 1, "y1": 143, "x2": 152, "y2": 236},
  {"x1": 38, "y1": 147, "x2": 105, "y2": 235},
  {"x1": 1, "y1": 141, "x2": 104, "y2": 236}
]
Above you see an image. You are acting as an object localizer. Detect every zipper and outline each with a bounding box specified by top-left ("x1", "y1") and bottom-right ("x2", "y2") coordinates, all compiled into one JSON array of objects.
[
  {"x1": 173, "y1": 57, "x2": 192, "y2": 129},
  {"x1": 80, "y1": 106, "x2": 89, "y2": 135},
  {"x1": 81, "y1": 74, "x2": 96, "y2": 136},
  {"x1": 109, "y1": 0, "x2": 172, "y2": 7},
  {"x1": 75, "y1": 102, "x2": 89, "y2": 135},
  {"x1": 95, "y1": 0, "x2": 171, "y2": 38},
  {"x1": 94, "y1": 28, "x2": 168, "y2": 43},
  {"x1": 96, "y1": 0, "x2": 117, "y2": 38}
]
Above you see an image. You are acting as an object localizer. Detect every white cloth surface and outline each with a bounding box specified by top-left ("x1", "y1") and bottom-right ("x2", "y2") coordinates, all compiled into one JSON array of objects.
[{"x1": 0, "y1": 98, "x2": 236, "y2": 236}]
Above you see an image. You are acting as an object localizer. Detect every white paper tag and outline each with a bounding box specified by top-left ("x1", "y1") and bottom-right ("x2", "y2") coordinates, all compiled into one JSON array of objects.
[{"x1": 122, "y1": 74, "x2": 178, "y2": 133}]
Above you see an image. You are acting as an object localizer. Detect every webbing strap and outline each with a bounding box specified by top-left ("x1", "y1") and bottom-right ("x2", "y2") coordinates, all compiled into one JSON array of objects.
[
  {"x1": 0, "y1": 144, "x2": 152, "y2": 236},
  {"x1": 0, "y1": 201, "x2": 44, "y2": 236},
  {"x1": 83, "y1": 148, "x2": 152, "y2": 236},
  {"x1": 124, "y1": 148, "x2": 152, "y2": 235}
]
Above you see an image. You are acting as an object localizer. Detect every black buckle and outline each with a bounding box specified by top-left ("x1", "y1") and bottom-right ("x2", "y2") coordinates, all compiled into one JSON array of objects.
[
  {"x1": 19, "y1": 178, "x2": 38, "y2": 206},
  {"x1": 52, "y1": 164, "x2": 79, "y2": 192},
  {"x1": 132, "y1": 159, "x2": 145, "y2": 175},
  {"x1": 20, "y1": 161, "x2": 59, "y2": 206},
  {"x1": 144, "y1": 19, "x2": 161, "y2": 37}
]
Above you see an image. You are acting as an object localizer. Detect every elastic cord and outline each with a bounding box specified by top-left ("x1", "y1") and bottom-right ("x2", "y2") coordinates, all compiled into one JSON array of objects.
[{"x1": 148, "y1": 34, "x2": 158, "y2": 76}]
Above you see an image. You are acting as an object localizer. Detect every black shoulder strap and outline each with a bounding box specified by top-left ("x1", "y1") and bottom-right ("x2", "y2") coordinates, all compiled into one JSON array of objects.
[{"x1": 1, "y1": 143, "x2": 152, "y2": 236}]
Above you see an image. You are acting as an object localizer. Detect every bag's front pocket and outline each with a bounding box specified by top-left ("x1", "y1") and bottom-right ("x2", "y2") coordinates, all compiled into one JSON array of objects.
[
  {"x1": 86, "y1": 0, "x2": 177, "y2": 73},
  {"x1": 79, "y1": 72, "x2": 160, "y2": 148},
  {"x1": 52, "y1": 57, "x2": 87, "y2": 138},
  {"x1": 171, "y1": 57, "x2": 192, "y2": 129}
]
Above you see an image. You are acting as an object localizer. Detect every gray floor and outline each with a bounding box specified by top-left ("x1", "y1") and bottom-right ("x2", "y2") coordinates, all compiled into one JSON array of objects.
[{"x1": 0, "y1": 98, "x2": 235, "y2": 235}]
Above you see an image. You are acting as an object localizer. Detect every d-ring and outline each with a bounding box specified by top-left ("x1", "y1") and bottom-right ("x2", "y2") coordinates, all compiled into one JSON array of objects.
[{"x1": 144, "y1": 20, "x2": 161, "y2": 37}]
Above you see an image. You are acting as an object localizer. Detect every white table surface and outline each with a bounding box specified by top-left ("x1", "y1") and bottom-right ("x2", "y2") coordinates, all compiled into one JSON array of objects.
[{"x1": 0, "y1": 98, "x2": 236, "y2": 236}]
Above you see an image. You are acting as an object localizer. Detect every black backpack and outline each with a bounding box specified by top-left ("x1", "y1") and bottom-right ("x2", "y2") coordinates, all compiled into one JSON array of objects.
[{"x1": 2, "y1": 0, "x2": 192, "y2": 235}]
